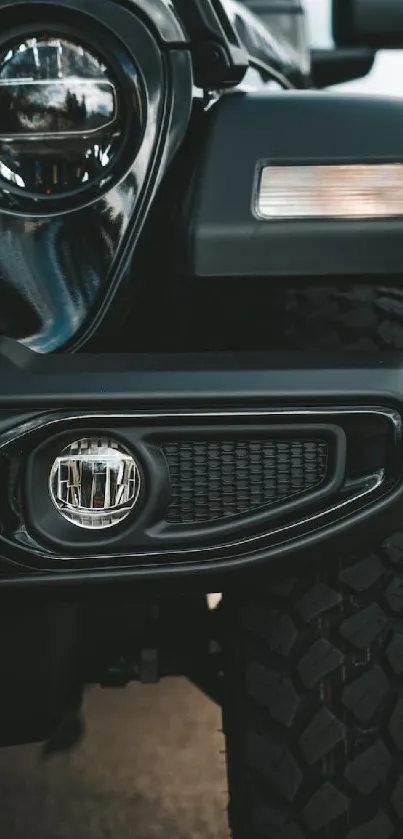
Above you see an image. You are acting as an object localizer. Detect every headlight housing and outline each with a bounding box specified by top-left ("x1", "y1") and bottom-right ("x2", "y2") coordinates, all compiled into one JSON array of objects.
[{"x1": 0, "y1": 0, "x2": 193, "y2": 353}]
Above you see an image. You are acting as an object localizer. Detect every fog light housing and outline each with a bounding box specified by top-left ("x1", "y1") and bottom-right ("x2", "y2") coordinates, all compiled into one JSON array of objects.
[{"x1": 49, "y1": 437, "x2": 141, "y2": 529}]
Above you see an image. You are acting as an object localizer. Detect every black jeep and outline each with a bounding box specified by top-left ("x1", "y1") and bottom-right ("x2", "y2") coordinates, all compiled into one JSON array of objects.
[{"x1": 1, "y1": 1, "x2": 403, "y2": 836}]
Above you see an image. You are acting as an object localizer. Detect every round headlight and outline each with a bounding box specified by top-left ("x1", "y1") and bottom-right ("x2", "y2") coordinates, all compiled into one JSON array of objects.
[
  {"x1": 49, "y1": 437, "x2": 141, "y2": 529},
  {"x1": 0, "y1": 34, "x2": 128, "y2": 200}
]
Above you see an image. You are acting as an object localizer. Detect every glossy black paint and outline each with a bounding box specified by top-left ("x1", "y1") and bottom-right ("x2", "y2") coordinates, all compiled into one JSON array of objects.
[
  {"x1": 128, "y1": 0, "x2": 188, "y2": 43},
  {"x1": 173, "y1": 0, "x2": 249, "y2": 88},
  {"x1": 0, "y1": 0, "x2": 192, "y2": 352},
  {"x1": 223, "y1": 0, "x2": 309, "y2": 85},
  {"x1": 0, "y1": 0, "x2": 312, "y2": 355}
]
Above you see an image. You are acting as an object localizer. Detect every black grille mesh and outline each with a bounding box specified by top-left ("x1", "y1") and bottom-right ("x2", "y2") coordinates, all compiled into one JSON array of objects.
[{"x1": 162, "y1": 439, "x2": 328, "y2": 525}]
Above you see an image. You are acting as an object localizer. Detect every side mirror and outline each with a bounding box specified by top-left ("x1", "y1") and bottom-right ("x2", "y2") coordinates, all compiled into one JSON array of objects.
[
  {"x1": 310, "y1": 48, "x2": 375, "y2": 89},
  {"x1": 333, "y1": 0, "x2": 403, "y2": 49}
]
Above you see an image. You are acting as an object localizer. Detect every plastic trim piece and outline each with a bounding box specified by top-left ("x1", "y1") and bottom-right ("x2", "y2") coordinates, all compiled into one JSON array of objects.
[
  {"x1": 0, "y1": 342, "x2": 401, "y2": 585},
  {"x1": 0, "y1": 407, "x2": 395, "y2": 567},
  {"x1": 21, "y1": 417, "x2": 346, "y2": 552},
  {"x1": 180, "y1": 91, "x2": 403, "y2": 279}
]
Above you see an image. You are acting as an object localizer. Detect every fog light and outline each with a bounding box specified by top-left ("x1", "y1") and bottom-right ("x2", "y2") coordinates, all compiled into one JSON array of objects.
[
  {"x1": 256, "y1": 163, "x2": 403, "y2": 219},
  {"x1": 49, "y1": 437, "x2": 141, "y2": 529}
]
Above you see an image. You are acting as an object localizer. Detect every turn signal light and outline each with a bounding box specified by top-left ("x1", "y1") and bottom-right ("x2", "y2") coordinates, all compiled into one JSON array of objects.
[{"x1": 255, "y1": 163, "x2": 403, "y2": 220}]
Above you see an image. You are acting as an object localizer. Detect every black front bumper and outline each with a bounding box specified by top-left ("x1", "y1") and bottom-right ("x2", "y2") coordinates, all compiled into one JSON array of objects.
[
  {"x1": 1, "y1": 340, "x2": 403, "y2": 590},
  {"x1": 3, "y1": 341, "x2": 403, "y2": 405}
]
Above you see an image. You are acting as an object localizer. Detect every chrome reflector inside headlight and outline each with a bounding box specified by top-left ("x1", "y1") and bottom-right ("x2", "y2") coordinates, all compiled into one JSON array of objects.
[
  {"x1": 49, "y1": 437, "x2": 141, "y2": 529},
  {"x1": 0, "y1": 34, "x2": 127, "y2": 199}
]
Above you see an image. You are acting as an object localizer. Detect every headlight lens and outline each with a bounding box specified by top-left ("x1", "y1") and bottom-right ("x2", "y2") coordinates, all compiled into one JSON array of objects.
[{"x1": 0, "y1": 35, "x2": 124, "y2": 197}]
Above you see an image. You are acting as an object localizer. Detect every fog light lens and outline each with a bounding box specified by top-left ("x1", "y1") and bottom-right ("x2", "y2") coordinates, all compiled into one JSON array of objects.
[
  {"x1": 256, "y1": 163, "x2": 403, "y2": 219},
  {"x1": 49, "y1": 437, "x2": 141, "y2": 529}
]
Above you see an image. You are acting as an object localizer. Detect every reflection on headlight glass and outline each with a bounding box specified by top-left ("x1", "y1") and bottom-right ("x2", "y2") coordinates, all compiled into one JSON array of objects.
[{"x1": 0, "y1": 36, "x2": 124, "y2": 196}]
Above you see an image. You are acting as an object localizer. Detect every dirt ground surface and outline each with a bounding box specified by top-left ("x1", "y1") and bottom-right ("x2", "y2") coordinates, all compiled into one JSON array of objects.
[{"x1": 0, "y1": 678, "x2": 228, "y2": 839}]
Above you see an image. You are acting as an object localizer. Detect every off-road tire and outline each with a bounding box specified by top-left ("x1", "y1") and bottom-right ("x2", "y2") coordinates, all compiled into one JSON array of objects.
[
  {"x1": 222, "y1": 533, "x2": 403, "y2": 839},
  {"x1": 280, "y1": 285, "x2": 403, "y2": 350},
  {"x1": 218, "y1": 281, "x2": 403, "y2": 836}
]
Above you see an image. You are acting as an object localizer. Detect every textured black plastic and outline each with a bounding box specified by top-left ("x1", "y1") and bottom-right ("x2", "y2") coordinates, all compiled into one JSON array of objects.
[
  {"x1": 22, "y1": 420, "x2": 343, "y2": 555},
  {"x1": 163, "y1": 438, "x2": 328, "y2": 524},
  {"x1": 180, "y1": 91, "x2": 403, "y2": 278},
  {"x1": 0, "y1": 0, "x2": 192, "y2": 352},
  {"x1": 0, "y1": 343, "x2": 400, "y2": 587}
]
